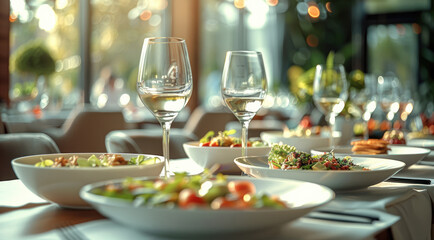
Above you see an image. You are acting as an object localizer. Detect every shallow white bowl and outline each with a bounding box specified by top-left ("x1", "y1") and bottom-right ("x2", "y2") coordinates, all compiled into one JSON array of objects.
[
  {"x1": 12, "y1": 153, "x2": 164, "y2": 208},
  {"x1": 80, "y1": 176, "x2": 334, "y2": 237},
  {"x1": 183, "y1": 141, "x2": 271, "y2": 174},
  {"x1": 406, "y1": 139, "x2": 434, "y2": 151},
  {"x1": 260, "y1": 131, "x2": 341, "y2": 153},
  {"x1": 234, "y1": 156, "x2": 405, "y2": 191},
  {"x1": 311, "y1": 145, "x2": 430, "y2": 169}
]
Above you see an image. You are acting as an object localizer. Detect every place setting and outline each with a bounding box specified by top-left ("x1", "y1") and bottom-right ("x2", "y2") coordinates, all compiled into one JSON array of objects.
[{"x1": 3, "y1": 1, "x2": 434, "y2": 239}]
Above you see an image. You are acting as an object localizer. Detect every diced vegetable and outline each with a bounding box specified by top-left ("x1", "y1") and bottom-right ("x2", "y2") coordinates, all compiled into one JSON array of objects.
[
  {"x1": 92, "y1": 172, "x2": 287, "y2": 210},
  {"x1": 268, "y1": 143, "x2": 369, "y2": 171},
  {"x1": 34, "y1": 154, "x2": 160, "y2": 168}
]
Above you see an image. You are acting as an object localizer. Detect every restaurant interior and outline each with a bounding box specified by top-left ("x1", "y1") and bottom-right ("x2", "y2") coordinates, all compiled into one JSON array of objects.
[{"x1": 1, "y1": 0, "x2": 434, "y2": 239}]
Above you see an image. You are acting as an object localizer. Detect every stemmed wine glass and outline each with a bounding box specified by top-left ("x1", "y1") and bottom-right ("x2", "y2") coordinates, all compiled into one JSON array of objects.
[
  {"x1": 377, "y1": 74, "x2": 400, "y2": 131},
  {"x1": 313, "y1": 64, "x2": 348, "y2": 148},
  {"x1": 397, "y1": 88, "x2": 414, "y2": 132},
  {"x1": 221, "y1": 51, "x2": 267, "y2": 157},
  {"x1": 351, "y1": 74, "x2": 377, "y2": 140},
  {"x1": 137, "y1": 37, "x2": 193, "y2": 178}
]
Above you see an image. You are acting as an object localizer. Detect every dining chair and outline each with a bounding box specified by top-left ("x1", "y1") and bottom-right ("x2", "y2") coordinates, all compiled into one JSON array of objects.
[
  {"x1": 0, "y1": 133, "x2": 60, "y2": 180},
  {"x1": 105, "y1": 128, "x2": 197, "y2": 159},
  {"x1": 42, "y1": 106, "x2": 128, "y2": 153},
  {"x1": 105, "y1": 106, "x2": 237, "y2": 159},
  {"x1": 182, "y1": 105, "x2": 237, "y2": 138},
  {"x1": 0, "y1": 114, "x2": 6, "y2": 134}
]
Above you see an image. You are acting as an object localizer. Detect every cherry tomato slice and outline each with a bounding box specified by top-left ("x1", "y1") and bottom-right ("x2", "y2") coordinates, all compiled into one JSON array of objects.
[
  {"x1": 227, "y1": 181, "x2": 256, "y2": 198},
  {"x1": 200, "y1": 142, "x2": 210, "y2": 147},
  {"x1": 178, "y1": 189, "x2": 206, "y2": 209}
]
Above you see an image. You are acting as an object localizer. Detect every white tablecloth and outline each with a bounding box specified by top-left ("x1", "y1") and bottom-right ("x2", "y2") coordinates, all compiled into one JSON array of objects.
[{"x1": 4, "y1": 159, "x2": 434, "y2": 240}]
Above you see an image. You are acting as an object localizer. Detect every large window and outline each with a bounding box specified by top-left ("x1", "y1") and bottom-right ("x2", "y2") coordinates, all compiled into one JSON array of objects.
[
  {"x1": 90, "y1": 0, "x2": 170, "y2": 109},
  {"x1": 10, "y1": 0, "x2": 80, "y2": 111},
  {"x1": 9, "y1": 0, "x2": 170, "y2": 112},
  {"x1": 199, "y1": 0, "x2": 289, "y2": 111}
]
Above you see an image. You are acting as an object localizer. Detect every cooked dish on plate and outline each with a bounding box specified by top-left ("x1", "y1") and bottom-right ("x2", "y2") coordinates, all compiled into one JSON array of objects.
[
  {"x1": 35, "y1": 153, "x2": 159, "y2": 168},
  {"x1": 268, "y1": 143, "x2": 369, "y2": 171},
  {"x1": 92, "y1": 172, "x2": 286, "y2": 210},
  {"x1": 351, "y1": 139, "x2": 390, "y2": 155},
  {"x1": 199, "y1": 129, "x2": 267, "y2": 147}
]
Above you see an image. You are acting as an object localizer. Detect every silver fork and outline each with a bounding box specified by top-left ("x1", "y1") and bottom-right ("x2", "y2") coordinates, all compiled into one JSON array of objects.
[{"x1": 57, "y1": 223, "x2": 88, "y2": 240}]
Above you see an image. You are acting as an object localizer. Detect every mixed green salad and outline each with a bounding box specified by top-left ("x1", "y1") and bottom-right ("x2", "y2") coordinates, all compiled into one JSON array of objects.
[
  {"x1": 34, "y1": 154, "x2": 159, "y2": 168},
  {"x1": 268, "y1": 144, "x2": 368, "y2": 171},
  {"x1": 199, "y1": 129, "x2": 267, "y2": 147},
  {"x1": 91, "y1": 171, "x2": 287, "y2": 210}
]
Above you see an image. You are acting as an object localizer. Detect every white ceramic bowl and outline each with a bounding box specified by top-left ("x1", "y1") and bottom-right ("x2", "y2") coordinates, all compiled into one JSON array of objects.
[
  {"x1": 260, "y1": 131, "x2": 341, "y2": 153},
  {"x1": 183, "y1": 142, "x2": 271, "y2": 174},
  {"x1": 311, "y1": 145, "x2": 431, "y2": 169},
  {"x1": 80, "y1": 176, "x2": 334, "y2": 237},
  {"x1": 234, "y1": 156, "x2": 405, "y2": 191},
  {"x1": 406, "y1": 139, "x2": 434, "y2": 151},
  {"x1": 12, "y1": 153, "x2": 164, "y2": 208}
]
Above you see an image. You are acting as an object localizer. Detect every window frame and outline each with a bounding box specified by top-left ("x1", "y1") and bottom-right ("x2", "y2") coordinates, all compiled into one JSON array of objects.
[{"x1": 1, "y1": 0, "x2": 200, "y2": 110}]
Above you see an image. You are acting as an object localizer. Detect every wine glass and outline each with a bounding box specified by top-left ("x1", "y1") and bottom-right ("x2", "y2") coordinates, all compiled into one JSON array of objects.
[
  {"x1": 377, "y1": 74, "x2": 400, "y2": 131},
  {"x1": 221, "y1": 51, "x2": 267, "y2": 157},
  {"x1": 397, "y1": 88, "x2": 414, "y2": 132},
  {"x1": 137, "y1": 37, "x2": 193, "y2": 178},
  {"x1": 351, "y1": 74, "x2": 377, "y2": 140},
  {"x1": 313, "y1": 64, "x2": 348, "y2": 148}
]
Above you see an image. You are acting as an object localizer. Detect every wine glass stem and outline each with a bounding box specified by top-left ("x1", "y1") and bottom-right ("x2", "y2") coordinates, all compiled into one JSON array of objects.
[
  {"x1": 363, "y1": 120, "x2": 369, "y2": 140},
  {"x1": 328, "y1": 114, "x2": 335, "y2": 148},
  {"x1": 240, "y1": 120, "x2": 250, "y2": 157},
  {"x1": 161, "y1": 121, "x2": 172, "y2": 179}
]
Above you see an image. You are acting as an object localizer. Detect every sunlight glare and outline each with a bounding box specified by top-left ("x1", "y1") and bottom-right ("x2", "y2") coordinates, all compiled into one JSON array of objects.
[{"x1": 36, "y1": 4, "x2": 57, "y2": 32}]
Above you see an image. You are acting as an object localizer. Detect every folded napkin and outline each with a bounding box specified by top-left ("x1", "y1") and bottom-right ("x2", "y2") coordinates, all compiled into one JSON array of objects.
[
  {"x1": 325, "y1": 181, "x2": 432, "y2": 240},
  {"x1": 0, "y1": 180, "x2": 46, "y2": 207}
]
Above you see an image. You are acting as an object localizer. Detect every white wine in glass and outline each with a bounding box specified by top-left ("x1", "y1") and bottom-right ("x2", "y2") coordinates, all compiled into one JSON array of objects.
[
  {"x1": 377, "y1": 74, "x2": 400, "y2": 130},
  {"x1": 351, "y1": 74, "x2": 377, "y2": 139},
  {"x1": 221, "y1": 51, "x2": 267, "y2": 157},
  {"x1": 137, "y1": 37, "x2": 192, "y2": 178},
  {"x1": 313, "y1": 64, "x2": 348, "y2": 148}
]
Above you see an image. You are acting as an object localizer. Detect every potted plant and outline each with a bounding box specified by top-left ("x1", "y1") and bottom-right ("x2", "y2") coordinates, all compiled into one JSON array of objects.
[{"x1": 10, "y1": 41, "x2": 56, "y2": 105}]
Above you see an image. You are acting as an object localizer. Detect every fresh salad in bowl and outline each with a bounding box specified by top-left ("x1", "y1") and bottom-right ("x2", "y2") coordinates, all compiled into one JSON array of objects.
[
  {"x1": 268, "y1": 144, "x2": 369, "y2": 171},
  {"x1": 283, "y1": 116, "x2": 327, "y2": 137},
  {"x1": 199, "y1": 129, "x2": 268, "y2": 147},
  {"x1": 91, "y1": 171, "x2": 287, "y2": 210},
  {"x1": 382, "y1": 129, "x2": 406, "y2": 145},
  {"x1": 34, "y1": 154, "x2": 159, "y2": 168}
]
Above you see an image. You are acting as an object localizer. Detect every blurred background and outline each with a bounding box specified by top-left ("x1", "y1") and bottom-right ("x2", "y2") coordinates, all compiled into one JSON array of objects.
[{"x1": 1, "y1": 0, "x2": 433, "y2": 137}]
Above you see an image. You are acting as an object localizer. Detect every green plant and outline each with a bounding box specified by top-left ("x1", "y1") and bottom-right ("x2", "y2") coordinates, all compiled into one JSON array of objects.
[
  {"x1": 289, "y1": 51, "x2": 365, "y2": 118},
  {"x1": 11, "y1": 41, "x2": 56, "y2": 77},
  {"x1": 10, "y1": 41, "x2": 56, "y2": 99}
]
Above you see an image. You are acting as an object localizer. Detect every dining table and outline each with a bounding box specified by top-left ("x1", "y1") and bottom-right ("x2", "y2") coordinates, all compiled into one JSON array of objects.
[{"x1": 1, "y1": 152, "x2": 434, "y2": 240}]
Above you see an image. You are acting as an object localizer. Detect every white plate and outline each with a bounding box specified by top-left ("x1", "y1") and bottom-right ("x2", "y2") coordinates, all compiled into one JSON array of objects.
[
  {"x1": 80, "y1": 176, "x2": 334, "y2": 237},
  {"x1": 260, "y1": 131, "x2": 341, "y2": 153},
  {"x1": 234, "y1": 156, "x2": 405, "y2": 191},
  {"x1": 311, "y1": 145, "x2": 430, "y2": 168},
  {"x1": 12, "y1": 153, "x2": 164, "y2": 208},
  {"x1": 183, "y1": 141, "x2": 271, "y2": 174},
  {"x1": 406, "y1": 139, "x2": 434, "y2": 151}
]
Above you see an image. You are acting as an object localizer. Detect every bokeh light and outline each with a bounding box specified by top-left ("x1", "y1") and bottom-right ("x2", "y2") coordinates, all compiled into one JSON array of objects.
[
  {"x1": 412, "y1": 23, "x2": 421, "y2": 34},
  {"x1": 140, "y1": 10, "x2": 152, "y2": 21},
  {"x1": 325, "y1": 2, "x2": 332, "y2": 12},
  {"x1": 36, "y1": 4, "x2": 57, "y2": 32},
  {"x1": 234, "y1": 0, "x2": 245, "y2": 9},
  {"x1": 308, "y1": 5, "x2": 320, "y2": 19},
  {"x1": 306, "y1": 34, "x2": 319, "y2": 47},
  {"x1": 266, "y1": 0, "x2": 279, "y2": 7}
]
